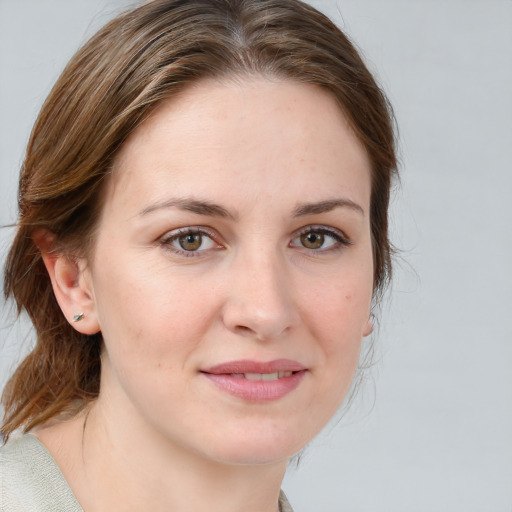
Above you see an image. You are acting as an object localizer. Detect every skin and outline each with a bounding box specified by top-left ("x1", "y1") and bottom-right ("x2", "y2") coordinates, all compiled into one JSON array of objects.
[{"x1": 36, "y1": 77, "x2": 374, "y2": 512}]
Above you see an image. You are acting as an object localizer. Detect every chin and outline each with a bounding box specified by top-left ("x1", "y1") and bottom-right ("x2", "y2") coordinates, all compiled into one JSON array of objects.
[
  {"x1": 209, "y1": 446, "x2": 295, "y2": 467},
  {"x1": 199, "y1": 427, "x2": 308, "y2": 467}
]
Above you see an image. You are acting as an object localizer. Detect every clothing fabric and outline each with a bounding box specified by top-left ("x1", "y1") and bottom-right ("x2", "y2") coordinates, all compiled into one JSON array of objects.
[
  {"x1": 0, "y1": 435, "x2": 81, "y2": 512},
  {"x1": 1, "y1": 434, "x2": 294, "y2": 512}
]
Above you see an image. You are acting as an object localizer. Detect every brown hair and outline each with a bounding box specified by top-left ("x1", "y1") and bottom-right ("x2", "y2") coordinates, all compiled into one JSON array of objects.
[{"x1": 2, "y1": 0, "x2": 397, "y2": 440}]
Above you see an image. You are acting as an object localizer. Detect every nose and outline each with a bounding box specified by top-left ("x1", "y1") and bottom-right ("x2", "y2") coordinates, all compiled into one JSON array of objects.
[{"x1": 221, "y1": 250, "x2": 299, "y2": 341}]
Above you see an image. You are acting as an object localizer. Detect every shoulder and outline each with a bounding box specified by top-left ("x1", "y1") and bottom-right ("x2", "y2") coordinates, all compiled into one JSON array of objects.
[
  {"x1": 0, "y1": 434, "x2": 83, "y2": 512},
  {"x1": 279, "y1": 490, "x2": 295, "y2": 512}
]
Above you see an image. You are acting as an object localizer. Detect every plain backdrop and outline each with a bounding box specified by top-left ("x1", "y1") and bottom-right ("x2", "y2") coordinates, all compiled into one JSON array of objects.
[{"x1": 1, "y1": 1, "x2": 511, "y2": 511}]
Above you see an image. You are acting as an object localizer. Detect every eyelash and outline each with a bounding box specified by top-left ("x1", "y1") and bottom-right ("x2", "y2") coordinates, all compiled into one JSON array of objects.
[
  {"x1": 290, "y1": 225, "x2": 352, "y2": 253},
  {"x1": 159, "y1": 225, "x2": 351, "y2": 257},
  {"x1": 159, "y1": 226, "x2": 221, "y2": 258}
]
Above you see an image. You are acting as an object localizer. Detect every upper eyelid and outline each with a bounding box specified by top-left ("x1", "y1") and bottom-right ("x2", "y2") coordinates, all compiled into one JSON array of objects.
[
  {"x1": 159, "y1": 226, "x2": 222, "y2": 257},
  {"x1": 159, "y1": 226, "x2": 222, "y2": 251},
  {"x1": 158, "y1": 224, "x2": 351, "y2": 247},
  {"x1": 160, "y1": 226, "x2": 218, "y2": 241},
  {"x1": 293, "y1": 225, "x2": 351, "y2": 243}
]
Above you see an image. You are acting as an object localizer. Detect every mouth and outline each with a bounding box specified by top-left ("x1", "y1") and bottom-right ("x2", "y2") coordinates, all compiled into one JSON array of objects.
[
  {"x1": 231, "y1": 371, "x2": 293, "y2": 381},
  {"x1": 201, "y1": 360, "x2": 307, "y2": 402}
]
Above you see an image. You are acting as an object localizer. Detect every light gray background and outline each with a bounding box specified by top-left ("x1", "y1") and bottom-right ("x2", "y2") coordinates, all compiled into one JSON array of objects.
[{"x1": 1, "y1": 1, "x2": 511, "y2": 511}]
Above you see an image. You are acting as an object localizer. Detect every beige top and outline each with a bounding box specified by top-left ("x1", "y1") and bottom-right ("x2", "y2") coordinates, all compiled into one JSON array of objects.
[{"x1": 0, "y1": 434, "x2": 294, "y2": 512}]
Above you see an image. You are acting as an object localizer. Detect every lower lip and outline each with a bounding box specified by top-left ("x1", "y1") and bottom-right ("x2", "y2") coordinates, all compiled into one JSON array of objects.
[{"x1": 202, "y1": 371, "x2": 306, "y2": 402}]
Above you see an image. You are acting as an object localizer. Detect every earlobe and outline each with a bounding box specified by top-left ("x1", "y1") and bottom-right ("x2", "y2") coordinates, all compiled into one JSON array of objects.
[
  {"x1": 363, "y1": 314, "x2": 374, "y2": 337},
  {"x1": 33, "y1": 229, "x2": 100, "y2": 335}
]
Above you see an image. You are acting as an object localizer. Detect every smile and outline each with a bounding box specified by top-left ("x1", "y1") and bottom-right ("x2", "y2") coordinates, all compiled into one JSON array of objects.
[
  {"x1": 232, "y1": 372, "x2": 293, "y2": 381},
  {"x1": 201, "y1": 360, "x2": 306, "y2": 402}
]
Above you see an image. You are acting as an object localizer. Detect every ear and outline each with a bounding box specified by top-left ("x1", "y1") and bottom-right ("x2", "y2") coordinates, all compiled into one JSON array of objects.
[
  {"x1": 362, "y1": 314, "x2": 374, "y2": 337},
  {"x1": 33, "y1": 229, "x2": 100, "y2": 335}
]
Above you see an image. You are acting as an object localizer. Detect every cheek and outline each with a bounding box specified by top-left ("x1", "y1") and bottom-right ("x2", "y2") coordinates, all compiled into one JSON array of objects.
[
  {"x1": 300, "y1": 266, "x2": 372, "y2": 397},
  {"x1": 294, "y1": 275, "x2": 372, "y2": 436},
  {"x1": 91, "y1": 252, "x2": 219, "y2": 368},
  {"x1": 304, "y1": 274, "x2": 372, "y2": 348}
]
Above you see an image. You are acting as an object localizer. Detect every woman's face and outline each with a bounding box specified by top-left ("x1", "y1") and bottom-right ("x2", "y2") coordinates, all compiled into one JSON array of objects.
[{"x1": 83, "y1": 78, "x2": 373, "y2": 465}]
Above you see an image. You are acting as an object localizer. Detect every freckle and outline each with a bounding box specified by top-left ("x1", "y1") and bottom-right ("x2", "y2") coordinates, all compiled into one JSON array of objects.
[{"x1": 345, "y1": 295, "x2": 351, "y2": 300}]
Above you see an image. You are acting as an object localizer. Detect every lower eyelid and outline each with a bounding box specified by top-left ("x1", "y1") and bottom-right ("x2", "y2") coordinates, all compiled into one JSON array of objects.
[
  {"x1": 159, "y1": 226, "x2": 350, "y2": 256},
  {"x1": 159, "y1": 227, "x2": 223, "y2": 256},
  {"x1": 292, "y1": 227, "x2": 351, "y2": 247}
]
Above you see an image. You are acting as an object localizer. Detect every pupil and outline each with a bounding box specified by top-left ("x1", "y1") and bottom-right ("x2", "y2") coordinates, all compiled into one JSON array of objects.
[{"x1": 179, "y1": 233, "x2": 201, "y2": 251}]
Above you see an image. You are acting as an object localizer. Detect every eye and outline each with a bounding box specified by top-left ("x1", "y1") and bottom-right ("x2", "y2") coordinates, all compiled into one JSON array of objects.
[
  {"x1": 160, "y1": 227, "x2": 220, "y2": 255},
  {"x1": 290, "y1": 226, "x2": 349, "y2": 251},
  {"x1": 300, "y1": 231, "x2": 327, "y2": 250},
  {"x1": 176, "y1": 233, "x2": 206, "y2": 251}
]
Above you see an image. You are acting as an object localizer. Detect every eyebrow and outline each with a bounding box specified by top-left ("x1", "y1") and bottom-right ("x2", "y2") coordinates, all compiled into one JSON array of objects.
[
  {"x1": 139, "y1": 198, "x2": 237, "y2": 220},
  {"x1": 292, "y1": 198, "x2": 365, "y2": 217},
  {"x1": 139, "y1": 196, "x2": 364, "y2": 220}
]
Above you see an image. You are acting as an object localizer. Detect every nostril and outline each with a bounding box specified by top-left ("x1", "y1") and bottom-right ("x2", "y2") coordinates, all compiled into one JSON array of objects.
[{"x1": 235, "y1": 325, "x2": 254, "y2": 335}]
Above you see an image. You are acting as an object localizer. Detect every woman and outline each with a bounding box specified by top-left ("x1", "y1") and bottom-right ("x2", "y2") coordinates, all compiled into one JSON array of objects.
[{"x1": 0, "y1": 0, "x2": 397, "y2": 510}]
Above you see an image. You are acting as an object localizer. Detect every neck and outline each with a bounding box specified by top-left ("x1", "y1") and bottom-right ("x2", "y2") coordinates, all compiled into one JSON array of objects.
[{"x1": 39, "y1": 396, "x2": 287, "y2": 512}]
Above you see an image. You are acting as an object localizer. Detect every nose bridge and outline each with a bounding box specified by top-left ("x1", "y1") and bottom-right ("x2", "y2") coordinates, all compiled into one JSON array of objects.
[{"x1": 222, "y1": 240, "x2": 298, "y2": 340}]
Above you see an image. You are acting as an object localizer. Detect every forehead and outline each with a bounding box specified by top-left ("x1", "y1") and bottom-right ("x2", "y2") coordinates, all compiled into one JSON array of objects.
[{"x1": 105, "y1": 77, "x2": 371, "y2": 216}]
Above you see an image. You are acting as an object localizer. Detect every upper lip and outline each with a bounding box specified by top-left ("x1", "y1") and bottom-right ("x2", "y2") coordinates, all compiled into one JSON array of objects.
[{"x1": 202, "y1": 359, "x2": 306, "y2": 374}]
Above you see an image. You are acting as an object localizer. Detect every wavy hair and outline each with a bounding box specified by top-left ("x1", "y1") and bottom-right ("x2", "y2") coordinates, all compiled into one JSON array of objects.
[{"x1": 2, "y1": 0, "x2": 397, "y2": 441}]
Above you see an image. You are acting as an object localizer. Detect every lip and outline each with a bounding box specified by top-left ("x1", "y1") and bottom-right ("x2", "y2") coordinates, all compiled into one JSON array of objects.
[
  {"x1": 204, "y1": 359, "x2": 306, "y2": 374},
  {"x1": 201, "y1": 359, "x2": 307, "y2": 402}
]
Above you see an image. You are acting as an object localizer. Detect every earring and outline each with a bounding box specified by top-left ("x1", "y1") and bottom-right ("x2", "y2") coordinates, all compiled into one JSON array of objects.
[{"x1": 72, "y1": 313, "x2": 85, "y2": 322}]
